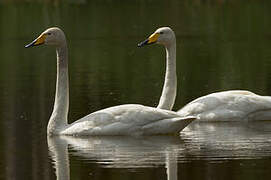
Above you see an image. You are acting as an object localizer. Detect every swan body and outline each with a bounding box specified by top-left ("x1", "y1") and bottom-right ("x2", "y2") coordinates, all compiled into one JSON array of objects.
[
  {"x1": 25, "y1": 27, "x2": 196, "y2": 136},
  {"x1": 137, "y1": 27, "x2": 271, "y2": 122},
  {"x1": 177, "y1": 90, "x2": 271, "y2": 121},
  {"x1": 61, "y1": 104, "x2": 195, "y2": 136}
]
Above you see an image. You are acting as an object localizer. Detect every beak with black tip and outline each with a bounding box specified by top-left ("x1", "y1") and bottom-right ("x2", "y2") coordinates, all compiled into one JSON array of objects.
[
  {"x1": 137, "y1": 39, "x2": 149, "y2": 47},
  {"x1": 25, "y1": 34, "x2": 46, "y2": 48},
  {"x1": 137, "y1": 33, "x2": 160, "y2": 47}
]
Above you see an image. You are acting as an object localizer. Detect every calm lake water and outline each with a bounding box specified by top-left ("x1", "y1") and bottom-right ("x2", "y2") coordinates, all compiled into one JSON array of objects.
[{"x1": 1, "y1": 0, "x2": 271, "y2": 179}]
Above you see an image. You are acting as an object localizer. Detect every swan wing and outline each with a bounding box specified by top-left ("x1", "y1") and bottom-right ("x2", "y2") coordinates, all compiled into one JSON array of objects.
[
  {"x1": 62, "y1": 104, "x2": 196, "y2": 135},
  {"x1": 178, "y1": 90, "x2": 271, "y2": 121}
]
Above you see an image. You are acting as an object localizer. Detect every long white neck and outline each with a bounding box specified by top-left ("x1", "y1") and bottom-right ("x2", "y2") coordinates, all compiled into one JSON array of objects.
[
  {"x1": 48, "y1": 43, "x2": 69, "y2": 135},
  {"x1": 157, "y1": 40, "x2": 177, "y2": 110}
]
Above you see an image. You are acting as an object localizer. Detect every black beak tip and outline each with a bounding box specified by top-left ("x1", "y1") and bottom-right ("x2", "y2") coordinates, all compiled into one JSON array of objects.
[
  {"x1": 25, "y1": 44, "x2": 31, "y2": 48},
  {"x1": 25, "y1": 40, "x2": 37, "y2": 48},
  {"x1": 137, "y1": 39, "x2": 148, "y2": 48}
]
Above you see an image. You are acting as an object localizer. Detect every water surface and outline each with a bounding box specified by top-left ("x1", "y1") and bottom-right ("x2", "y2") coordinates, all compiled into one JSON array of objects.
[{"x1": 48, "y1": 122, "x2": 271, "y2": 180}]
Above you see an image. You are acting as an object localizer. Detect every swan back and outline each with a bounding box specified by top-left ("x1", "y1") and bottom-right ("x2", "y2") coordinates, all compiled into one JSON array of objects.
[
  {"x1": 178, "y1": 90, "x2": 271, "y2": 121},
  {"x1": 61, "y1": 104, "x2": 196, "y2": 136}
]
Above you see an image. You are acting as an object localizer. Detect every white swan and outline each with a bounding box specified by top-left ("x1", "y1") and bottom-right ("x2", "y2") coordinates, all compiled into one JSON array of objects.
[
  {"x1": 178, "y1": 90, "x2": 271, "y2": 121},
  {"x1": 25, "y1": 27, "x2": 196, "y2": 136},
  {"x1": 138, "y1": 27, "x2": 271, "y2": 122}
]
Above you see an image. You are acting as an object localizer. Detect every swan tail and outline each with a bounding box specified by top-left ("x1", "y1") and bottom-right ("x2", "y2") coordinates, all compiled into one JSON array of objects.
[
  {"x1": 175, "y1": 116, "x2": 197, "y2": 122},
  {"x1": 142, "y1": 116, "x2": 197, "y2": 135},
  {"x1": 173, "y1": 116, "x2": 197, "y2": 130}
]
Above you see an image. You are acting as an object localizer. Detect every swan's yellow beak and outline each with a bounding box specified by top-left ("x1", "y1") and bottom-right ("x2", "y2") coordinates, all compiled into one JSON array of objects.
[
  {"x1": 25, "y1": 34, "x2": 47, "y2": 48},
  {"x1": 138, "y1": 33, "x2": 160, "y2": 47}
]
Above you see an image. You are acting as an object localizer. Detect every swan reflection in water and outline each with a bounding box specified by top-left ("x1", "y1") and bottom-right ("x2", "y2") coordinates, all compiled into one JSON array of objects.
[
  {"x1": 180, "y1": 121, "x2": 271, "y2": 160},
  {"x1": 47, "y1": 122, "x2": 271, "y2": 179},
  {"x1": 47, "y1": 136, "x2": 179, "y2": 180}
]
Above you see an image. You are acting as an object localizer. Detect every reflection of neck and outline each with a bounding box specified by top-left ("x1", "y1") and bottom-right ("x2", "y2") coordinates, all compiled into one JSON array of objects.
[
  {"x1": 47, "y1": 137, "x2": 70, "y2": 180},
  {"x1": 48, "y1": 43, "x2": 69, "y2": 135},
  {"x1": 157, "y1": 40, "x2": 177, "y2": 110},
  {"x1": 166, "y1": 151, "x2": 177, "y2": 180}
]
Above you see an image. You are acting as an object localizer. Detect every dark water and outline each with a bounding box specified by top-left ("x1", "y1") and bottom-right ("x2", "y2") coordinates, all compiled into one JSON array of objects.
[{"x1": 1, "y1": 0, "x2": 271, "y2": 179}]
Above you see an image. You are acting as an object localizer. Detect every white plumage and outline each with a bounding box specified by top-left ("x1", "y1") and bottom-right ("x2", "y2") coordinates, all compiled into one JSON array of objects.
[
  {"x1": 25, "y1": 27, "x2": 196, "y2": 136},
  {"x1": 62, "y1": 104, "x2": 195, "y2": 136},
  {"x1": 178, "y1": 90, "x2": 271, "y2": 121},
  {"x1": 138, "y1": 27, "x2": 271, "y2": 122}
]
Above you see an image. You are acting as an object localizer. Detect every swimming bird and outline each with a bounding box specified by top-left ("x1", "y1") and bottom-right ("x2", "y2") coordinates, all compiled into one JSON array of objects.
[
  {"x1": 177, "y1": 90, "x2": 271, "y2": 121},
  {"x1": 25, "y1": 27, "x2": 196, "y2": 136},
  {"x1": 138, "y1": 27, "x2": 271, "y2": 121}
]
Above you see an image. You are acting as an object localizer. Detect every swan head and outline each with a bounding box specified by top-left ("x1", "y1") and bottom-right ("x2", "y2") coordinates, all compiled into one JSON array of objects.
[
  {"x1": 138, "y1": 27, "x2": 175, "y2": 47},
  {"x1": 25, "y1": 27, "x2": 66, "y2": 48}
]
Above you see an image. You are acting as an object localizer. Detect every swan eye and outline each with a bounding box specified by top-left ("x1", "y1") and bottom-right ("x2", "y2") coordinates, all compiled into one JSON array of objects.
[
  {"x1": 160, "y1": 32, "x2": 164, "y2": 34},
  {"x1": 47, "y1": 33, "x2": 52, "y2": 35}
]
